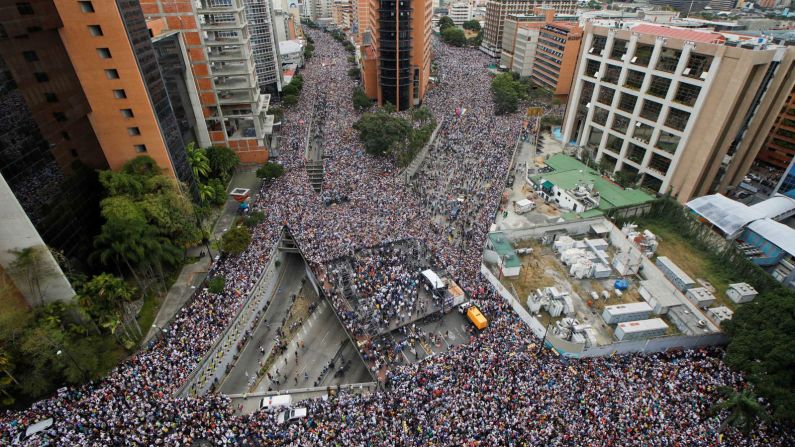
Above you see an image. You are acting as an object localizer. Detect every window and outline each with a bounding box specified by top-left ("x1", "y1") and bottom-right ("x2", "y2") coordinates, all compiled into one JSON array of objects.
[
  {"x1": 647, "y1": 76, "x2": 671, "y2": 98},
  {"x1": 673, "y1": 82, "x2": 701, "y2": 107},
  {"x1": 88, "y1": 25, "x2": 103, "y2": 36},
  {"x1": 640, "y1": 100, "x2": 663, "y2": 122},
  {"x1": 655, "y1": 130, "x2": 680, "y2": 154},
  {"x1": 609, "y1": 39, "x2": 628, "y2": 61},
  {"x1": 627, "y1": 144, "x2": 646, "y2": 164},
  {"x1": 602, "y1": 64, "x2": 621, "y2": 85},
  {"x1": 34, "y1": 72, "x2": 48, "y2": 82},
  {"x1": 611, "y1": 114, "x2": 630, "y2": 134},
  {"x1": 592, "y1": 107, "x2": 609, "y2": 126},
  {"x1": 665, "y1": 108, "x2": 690, "y2": 132},
  {"x1": 62, "y1": 131, "x2": 71, "y2": 141},
  {"x1": 70, "y1": 148, "x2": 79, "y2": 158},
  {"x1": 655, "y1": 48, "x2": 682, "y2": 73},
  {"x1": 105, "y1": 69, "x2": 119, "y2": 79},
  {"x1": 53, "y1": 112, "x2": 67, "y2": 122},
  {"x1": 624, "y1": 69, "x2": 644, "y2": 91},
  {"x1": 120, "y1": 108, "x2": 134, "y2": 118},
  {"x1": 16, "y1": 2, "x2": 34, "y2": 15},
  {"x1": 617, "y1": 93, "x2": 637, "y2": 114},
  {"x1": 605, "y1": 134, "x2": 624, "y2": 153},
  {"x1": 96, "y1": 48, "x2": 111, "y2": 59},
  {"x1": 113, "y1": 89, "x2": 127, "y2": 99},
  {"x1": 631, "y1": 44, "x2": 653, "y2": 67},
  {"x1": 597, "y1": 86, "x2": 615, "y2": 106},
  {"x1": 127, "y1": 127, "x2": 141, "y2": 136},
  {"x1": 23, "y1": 50, "x2": 38, "y2": 62},
  {"x1": 134, "y1": 144, "x2": 147, "y2": 153},
  {"x1": 45, "y1": 92, "x2": 58, "y2": 103},
  {"x1": 78, "y1": 1, "x2": 95, "y2": 13}
]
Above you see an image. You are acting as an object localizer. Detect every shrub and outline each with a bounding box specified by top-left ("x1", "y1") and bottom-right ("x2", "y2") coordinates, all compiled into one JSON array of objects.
[
  {"x1": 256, "y1": 162, "x2": 285, "y2": 180},
  {"x1": 208, "y1": 276, "x2": 225, "y2": 294}
]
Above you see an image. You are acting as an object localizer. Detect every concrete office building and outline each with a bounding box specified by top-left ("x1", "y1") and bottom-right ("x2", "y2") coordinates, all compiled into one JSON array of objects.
[
  {"x1": 141, "y1": 0, "x2": 275, "y2": 163},
  {"x1": 562, "y1": 23, "x2": 795, "y2": 202},
  {"x1": 332, "y1": 0, "x2": 353, "y2": 29},
  {"x1": 448, "y1": 2, "x2": 473, "y2": 26},
  {"x1": 245, "y1": 0, "x2": 284, "y2": 93},
  {"x1": 309, "y1": 0, "x2": 333, "y2": 20},
  {"x1": 756, "y1": 83, "x2": 795, "y2": 169},
  {"x1": 361, "y1": 0, "x2": 432, "y2": 111},
  {"x1": 500, "y1": 10, "x2": 581, "y2": 99},
  {"x1": 481, "y1": 0, "x2": 575, "y2": 57}
]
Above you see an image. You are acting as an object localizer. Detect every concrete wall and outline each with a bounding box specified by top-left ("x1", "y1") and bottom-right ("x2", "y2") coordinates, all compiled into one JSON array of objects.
[
  {"x1": 0, "y1": 174, "x2": 74, "y2": 306},
  {"x1": 178, "y1": 242, "x2": 285, "y2": 397}
]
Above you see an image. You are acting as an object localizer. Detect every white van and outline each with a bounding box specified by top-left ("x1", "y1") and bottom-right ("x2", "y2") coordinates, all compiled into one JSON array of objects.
[
  {"x1": 261, "y1": 394, "x2": 292, "y2": 409},
  {"x1": 515, "y1": 199, "x2": 536, "y2": 214},
  {"x1": 277, "y1": 407, "x2": 308, "y2": 424}
]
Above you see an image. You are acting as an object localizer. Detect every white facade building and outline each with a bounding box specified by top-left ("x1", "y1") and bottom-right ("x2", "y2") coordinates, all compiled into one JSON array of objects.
[
  {"x1": 244, "y1": 0, "x2": 284, "y2": 92},
  {"x1": 448, "y1": 2, "x2": 474, "y2": 26}
]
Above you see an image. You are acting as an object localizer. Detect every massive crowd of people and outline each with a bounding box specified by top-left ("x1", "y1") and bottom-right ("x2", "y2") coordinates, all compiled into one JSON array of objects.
[{"x1": 1, "y1": 28, "x2": 792, "y2": 446}]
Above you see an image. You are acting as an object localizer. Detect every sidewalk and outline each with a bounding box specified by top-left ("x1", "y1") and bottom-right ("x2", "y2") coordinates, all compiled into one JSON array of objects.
[{"x1": 143, "y1": 167, "x2": 262, "y2": 343}]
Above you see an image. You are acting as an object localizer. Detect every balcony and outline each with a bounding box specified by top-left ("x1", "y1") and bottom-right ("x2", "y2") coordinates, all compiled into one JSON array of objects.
[
  {"x1": 602, "y1": 64, "x2": 621, "y2": 85},
  {"x1": 624, "y1": 69, "x2": 644, "y2": 91},
  {"x1": 609, "y1": 39, "x2": 628, "y2": 62},
  {"x1": 204, "y1": 34, "x2": 249, "y2": 46},
  {"x1": 631, "y1": 44, "x2": 653, "y2": 67},
  {"x1": 585, "y1": 59, "x2": 601, "y2": 78},
  {"x1": 655, "y1": 130, "x2": 680, "y2": 154},
  {"x1": 655, "y1": 48, "x2": 681, "y2": 74},
  {"x1": 664, "y1": 108, "x2": 690, "y2": 132},
  {"x1": 683, "y1": 53, "x2": 712, "y2": 80},
  {"x1": 627, "y1": 143, "x2": 645, "y2": 164},
  {"x1": 214, "y1": 77, "x2": 255, "y2": 90},
  {"x1": 589, "y1": 35, "x2": 607, "y2": 56},
  {"x1": 200, "y1": 19, "x2": 247, "y2": 32},
  {"x1": 633, "y1": 123, "x2": 654, "y2": 145},
  {"x1": 597, "y1": 86, "x2": 615, "y2": 106},
  {"x1": 197, "y1": 0, "x2": 244, "y2": 13},
  {"x1": 218, "y1": 89, "x2": 255, "y2": 105},
  {"x1": 210, "y1": 62, "x2": 250, "y2": 76},
  {"x1": 207, "y1": 47, "x2": 251, "y2": 61},
  {"x1": 606, "y1": 134, "x2": 624, "y2": 153},
  {"x1": 592, "y1": 107, "x2": 609, "y2": 126},
  {"x1": 617, "y1": 93, "x2": 637, "y2": 114}
]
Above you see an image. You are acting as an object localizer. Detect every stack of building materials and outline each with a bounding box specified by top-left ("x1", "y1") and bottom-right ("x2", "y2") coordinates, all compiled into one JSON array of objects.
[
  {"x1": 726, "y1": 282, "x2": 758, "y2": 304},
  {"x1": 686, "y1": 287, "x2": 717, "y2": 308},
  {"x1": 553, "y1": 235, "x2": 576, "y2": 252},
  {"x1": 553, "y1": 317, "x2": 591, "y2": 344},
  {"x1": 527, "y1": 287, "x2": 576, "y2": 317},
  {"x1": 557, "y1": 238, "x2": 613, "y2": 279},
  {"x1": 622, "y1": 224, "x2": 659, "y2": 257},
  {"x1": 613, "y1": 250, "x2": 643, "y2": 276}
]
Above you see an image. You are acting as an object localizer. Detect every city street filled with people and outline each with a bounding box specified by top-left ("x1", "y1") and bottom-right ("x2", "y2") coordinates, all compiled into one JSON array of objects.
[{"x1": 1, "y1": 28, "x2": 792, "y2": 447}]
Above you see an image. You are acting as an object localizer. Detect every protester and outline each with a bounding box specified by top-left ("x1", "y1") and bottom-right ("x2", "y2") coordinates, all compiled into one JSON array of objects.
[{"x1": 0, "y1": 29, "x2": 790, "y2": 447}]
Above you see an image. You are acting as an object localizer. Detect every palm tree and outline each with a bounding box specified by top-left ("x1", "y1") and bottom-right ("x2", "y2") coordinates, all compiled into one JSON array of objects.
[
  {"x1": 199, "y1": 182, "x2": 216, "y2": 204},
  {"x1": 185, "y1": 142, "x2": 210, "y2": 180},
  {"x1": 710, "y1": 386, "x2": 768, "y2": 435}
]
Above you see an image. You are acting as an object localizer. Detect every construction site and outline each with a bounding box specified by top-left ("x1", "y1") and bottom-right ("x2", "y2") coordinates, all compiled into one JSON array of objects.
[{"x1": 487, "y1": 219, "x2": 730, "y2": 353}]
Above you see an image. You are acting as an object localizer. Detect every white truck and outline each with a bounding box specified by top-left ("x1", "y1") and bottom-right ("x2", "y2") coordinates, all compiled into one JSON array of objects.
[
  {"x1": 277, "y1": 407, "x2": 308, "y2": 424},
  {"x1": 515, "y1": 198, "x2": 536, "y2": 214},
  {"x1": 261, "y1": 394, "x2": 292, "y2": 409}
]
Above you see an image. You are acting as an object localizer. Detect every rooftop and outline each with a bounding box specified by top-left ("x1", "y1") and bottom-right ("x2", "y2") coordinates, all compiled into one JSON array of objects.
[
  {"x1": 488, "y1": 232, "x2": 521, "y2": 268},
  {"x1": 629, "y1": 23, "x2": 726, "y2": 44},
  {"x1": 746, "y1": 219, "x2": 795, "y2": 257},
  {"x1": 531, "y1": 155, "x2": 654, "y2": 219}
]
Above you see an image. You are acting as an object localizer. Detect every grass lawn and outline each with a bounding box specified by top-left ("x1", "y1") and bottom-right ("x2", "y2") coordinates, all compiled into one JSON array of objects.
[{"x1": 636, "y1": 219, "x2": 737, "y2": 310}]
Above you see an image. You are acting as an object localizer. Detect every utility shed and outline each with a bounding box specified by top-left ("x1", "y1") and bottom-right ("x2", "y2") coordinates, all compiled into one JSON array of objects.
[
  {"x1": 614, "y1": 318, "x2": 668, "y2": 341},
  {"x1": 656, "y1": 256, "x2": 696, "y2": 291},
  {"x1": 726, "y1": 282, "x2": 758, "y2": 304},
  {"x1": 638, "y1": 280, "x2": 680, "y2": 314},
  {"x1": 685, "y1": 287, "x2": 717, "y2": 308},
  {"x1": 602, "y1": 302, "x2": 653, "y2": 324}
]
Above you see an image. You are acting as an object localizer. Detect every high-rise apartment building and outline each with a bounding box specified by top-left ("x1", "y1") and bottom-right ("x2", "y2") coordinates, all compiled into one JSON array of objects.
[
  {"x1": 774, "y1": 158, "x2": 795, "y2": 197},
  {"x1": 244, "y1": 0, "x2": 283, "y2": 93},
  {"x1": 756, "y1": 83, "x2": 795, "y2": 169},
  {"x1": 361, "y1": 0, "x2": 432, "y2": 111},
  {"x1": 562, "y1": 23, "x2": 795, "y2": 202},
  {"x1": 500, "y1": 10, "x2": 581, "y2": 100},
  {"x1": 481, "y1": 0, "x2": 575, "y2": 57},
  {"x1": 332, "y1": 0, "x2": 353, "y2": 29},
  {"x1": 310, "y1": 0, "x2": 333, "y2": 20},
  {"x1": 141, "y1": 0, "x2": 275, "y2": 163},
  {"x1": 448, "y1": 2, "x2": 473, "y2": 26},
  {"x1": 350, "y1": 0, "x2": 369, "y2": 43}
]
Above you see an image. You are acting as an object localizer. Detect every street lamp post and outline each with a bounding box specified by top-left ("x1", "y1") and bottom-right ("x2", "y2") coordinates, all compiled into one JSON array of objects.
[
  {"x1": 537, "y1": 321, "x2": 552, "y2": 356},
  {"x1": 56, "y1": 348, "x2": 86, "y2": 378}
]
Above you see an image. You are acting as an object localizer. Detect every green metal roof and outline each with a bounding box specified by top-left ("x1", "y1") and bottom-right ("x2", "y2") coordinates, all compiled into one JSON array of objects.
[
  {"x1": 530, "y1": 154, "x2": 654, "y2": 216},
  {"x1": 488, "y1": 232, "x2": 521, "y2": 268}
]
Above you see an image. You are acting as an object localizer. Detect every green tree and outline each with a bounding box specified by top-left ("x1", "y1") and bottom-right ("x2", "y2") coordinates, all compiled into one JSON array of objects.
[
  {"x1": 208, "y1": 276, "x2": 226, "y2": 294},
  {"x1": 283, "y1": 94, "x2": 299, "y2": 107},
  {"x1": 291, "y1": 74, "x2": 304, "y2": 90},
  {"x1": 411, "y1": 106, "x2": 433, "y2": 124},
  {"x1": 185, "y1": 142, "x2": 210, "y2": 179},
  {"x1": 491, "y1": 72, "x2": 526, "y2": 115},
  {"x1": 438, "y1": 16, "x2": 455, "y2": 32},
  {"x1": 723, "y1": 289, "x2": 795, "y2": 423},
  {"x1": 352, "y1": 87, "x2": 372, "y2": 111},
  {"x1": 7, "y1": 246, "x2": 57, "y2": 307},
  {"x1": 283, "y1": 83, "x2": 299, "y2": 96},
  {"x1": 353, "y1": 110, "x2": 412, "y2": 156},
  {"x1": 256, "y1": 162, "x2": 285, "y2": 180},
  {"x1": 243, "y1": 210, "x2": 265, "y2": 228},
  {"x1": 710, "y1": 387, "x2": 769, "y2": 434},
  {"x1": 348, "y1": 67, "x2": 361, "y2": 79},
  {"x1": 442, "y1": 27, "x2": 467, "y2": 47},
  {"x1": 462, "y1": 20, "x2": 481, "y2": 31},
  {"x1": 220, "y1": 226, "x2": 251, "y2": 256},
  {"x1": 204, "y1": 146, "x2": 240, "y2": 182}
]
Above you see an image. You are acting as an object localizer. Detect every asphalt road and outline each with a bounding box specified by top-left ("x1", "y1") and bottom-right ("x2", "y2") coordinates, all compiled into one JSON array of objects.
[{"x1": 219, "y1": 254, "x2": 306, "y2": 394}]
